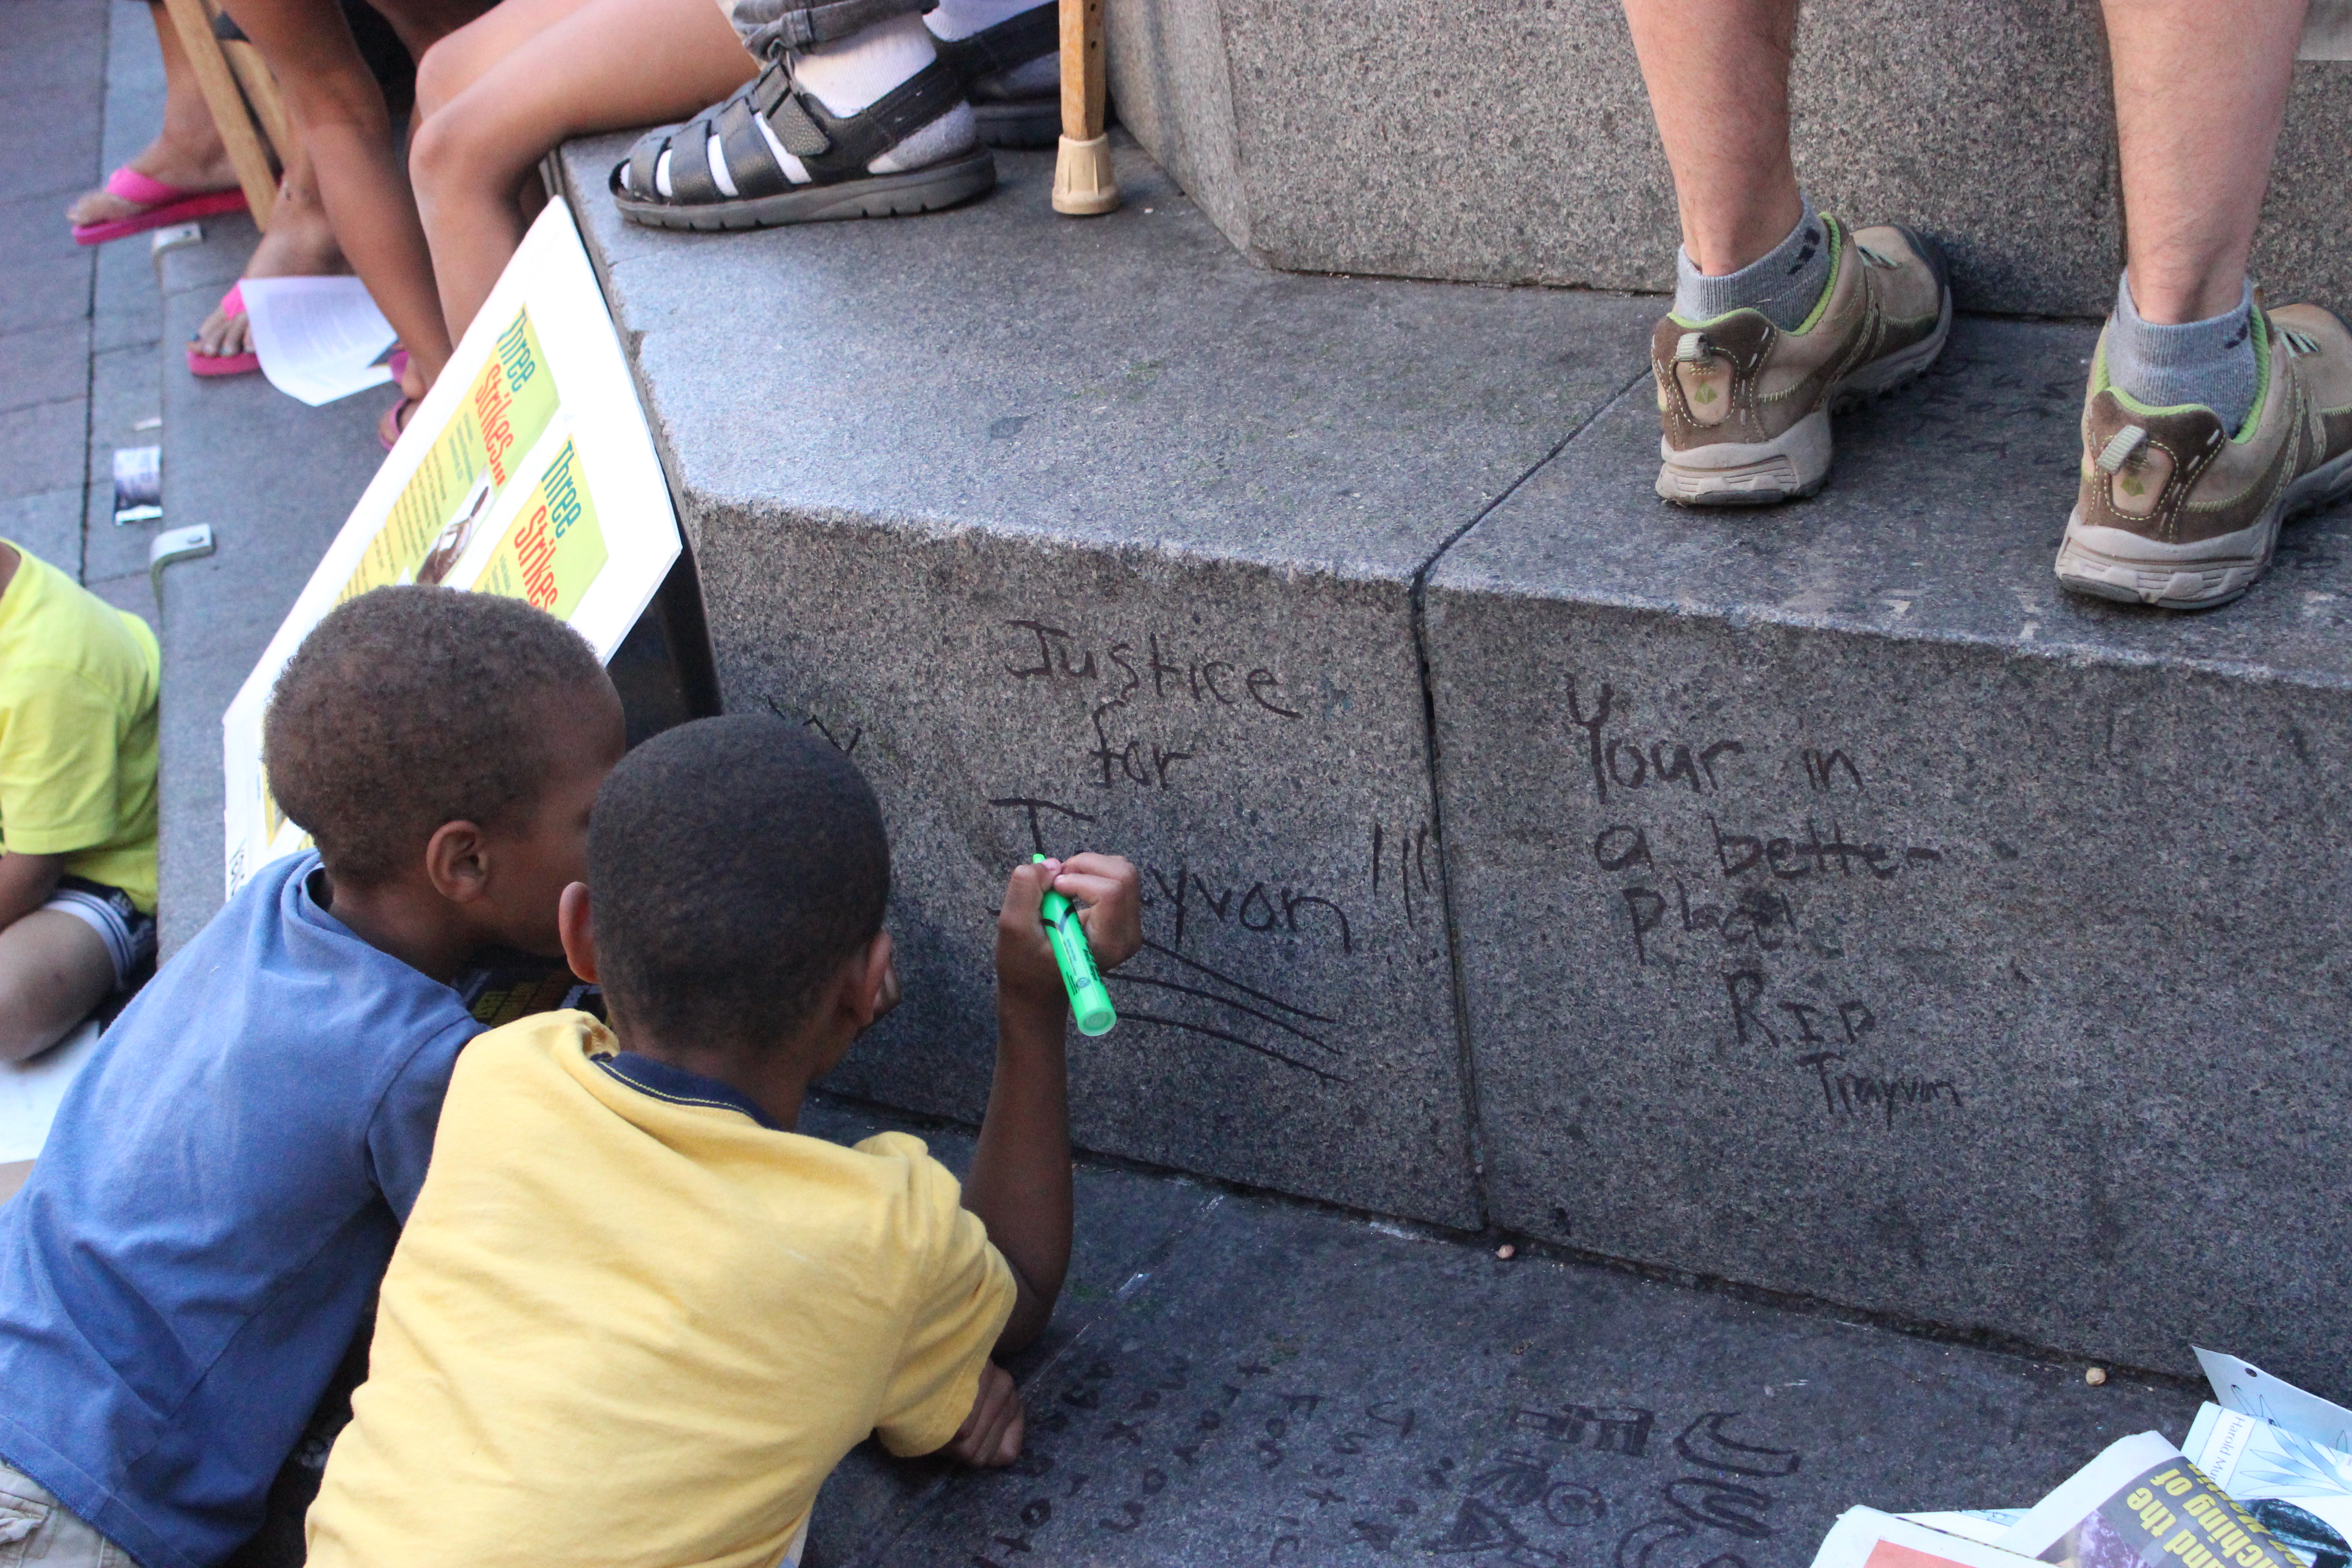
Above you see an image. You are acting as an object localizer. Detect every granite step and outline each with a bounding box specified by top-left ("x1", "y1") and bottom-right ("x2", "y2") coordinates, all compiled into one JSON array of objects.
[{"x1": 557, "y1": 129, "x2": 2352, "y2": 1390}]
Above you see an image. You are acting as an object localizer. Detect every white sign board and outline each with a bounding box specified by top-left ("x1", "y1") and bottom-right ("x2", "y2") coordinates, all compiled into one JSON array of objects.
[{"x1": 220, "y1": 200, "x2": 681, "y2": 897}]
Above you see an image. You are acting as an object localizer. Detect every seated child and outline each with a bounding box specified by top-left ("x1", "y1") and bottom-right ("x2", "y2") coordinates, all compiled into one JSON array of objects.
[
  {"x1": 303, "y1": 715, "x2": 1142, "y2": 1568},
  {"x1": 0, "y1": 586, "x2": 623, "y2": 1568},
  {"x1": 0, "y1": 539, "x2": 161, "y2": 1061}
]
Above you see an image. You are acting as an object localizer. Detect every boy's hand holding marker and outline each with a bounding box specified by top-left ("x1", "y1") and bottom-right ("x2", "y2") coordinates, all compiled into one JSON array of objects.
[
  {"x1": 948, "y1": 852, "x2": 1140, "y2": 1468},
  {"x1": 997, "y1": 853, "x2": 1142, "y2": 1020}
]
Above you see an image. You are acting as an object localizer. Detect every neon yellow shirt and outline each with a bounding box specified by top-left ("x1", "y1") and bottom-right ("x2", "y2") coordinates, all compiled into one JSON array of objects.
[
  {"x1": 0, "y1": 541, "x2": 160, "y2": 911},
  {"x1": 305, "y1": 1010, "x2": 1017, "y2": 1568}
]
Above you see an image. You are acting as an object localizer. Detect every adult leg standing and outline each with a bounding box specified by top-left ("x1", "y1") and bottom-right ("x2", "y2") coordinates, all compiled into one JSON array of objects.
[
  {"x1": 2055, "y1": 0, "x2": 2352, "y2": 609},
  {"x1": 1620, "y1": 0, "x2": 1951, "y2": 506}
]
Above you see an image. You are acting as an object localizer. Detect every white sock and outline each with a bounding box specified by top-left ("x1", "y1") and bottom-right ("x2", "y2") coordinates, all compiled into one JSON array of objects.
[
  {"x1": 796, "y1": 12, "x2": 936, "y2": 115},
  {"x1": 925, "y1": 0, "x2": 1042, "y2": 41}
]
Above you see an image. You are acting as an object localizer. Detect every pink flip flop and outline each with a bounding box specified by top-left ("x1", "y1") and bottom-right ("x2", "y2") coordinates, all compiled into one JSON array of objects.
[
  {"x1": 377, "y1": 392, "x2": 418, "y2": 451},
  {"x1": 187, "y1": 283, "x2": 261, "y2": 378},
  {"x1": 73, "y1": 167, "x2": 247, "y2": 247}
]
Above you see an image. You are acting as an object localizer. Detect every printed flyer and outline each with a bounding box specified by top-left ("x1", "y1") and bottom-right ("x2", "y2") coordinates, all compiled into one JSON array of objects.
[{"x1": 220, "y1": 200, "x2": 681, "y2": 895}]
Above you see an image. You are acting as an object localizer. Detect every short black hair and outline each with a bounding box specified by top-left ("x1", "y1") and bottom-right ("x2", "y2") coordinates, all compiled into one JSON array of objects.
[
  {"x1": 588, "y1": 715, "x2": 889, "y2": 1042},
  {"x1": 265, "y1": 586, "x2": 607, "y2": 884}
]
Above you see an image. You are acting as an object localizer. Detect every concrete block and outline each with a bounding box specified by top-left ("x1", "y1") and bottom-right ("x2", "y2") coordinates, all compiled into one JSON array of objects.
[
  {"x1": 92, "y1": 239, "x2": 161, "y2": 358},
  {"x1": 82, "y1": 340, "x2": 165, "y2": 584},
  {"x1": 1425, "y1": 316, "x2": 2352, "y2": 1383},
  {"x1": 0, "y1": 397, "x2": 91, "y2": 501},
  {"x1": 1110, "y1": 0, "x2": 2352, "y2": 319},
  {"x1": 804, "y1": 1098, "x2": 2199, "y2": 1566},
  {"x1": 0, "y1": 87, "x2": 104, "y2": 208},
  {"x1": 85, "y1": 569, "x2": 155, "y2": 633},
  {"x1": 1102, "y1": 0, "x2": 1249, "y2": 249},
  {"x1": 3, "y1": 190, "x2": 99, "y2": 334},
  {"x1": 0, "y1": 487, "x2": 85, "y2": 574},
  {"x1": 558, "y1": 135, "x2": 1661, "y2": 1227},
  {"x1": 0, "y1": 321, "x2": 95, "y2": 416}
]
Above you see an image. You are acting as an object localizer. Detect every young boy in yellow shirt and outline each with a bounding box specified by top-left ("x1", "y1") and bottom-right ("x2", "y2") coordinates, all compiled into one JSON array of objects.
[
  {"x1": 0, "y1": 585, "x2": 626, "y2": 1568},
  {"x1": 304, "y1": 714, "x2": 1142, "y2": 1568},
  {"x1": 0, "y1": 539, "x2": 162, "y2": 1060}
]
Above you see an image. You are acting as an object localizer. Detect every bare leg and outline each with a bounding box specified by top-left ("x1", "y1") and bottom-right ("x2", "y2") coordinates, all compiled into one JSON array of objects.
[
  {"x1": 1620, "y1": 0, "x2": 1804, "y2": 275},
  {"x1": 410, "y1": 0, "x2": 756, "y2": 338},
  {"x1": 189, "y1": 143, "x2": 349, "y2": 363},
  {"x1": 66, "y1": 0, "x2": 238, "y2": 226},
  {"x1": 2103, "y1": 0, "x2": 2307, "y2": 323},
  {"x1": 228, "y1": 0, "x2": 454, "y2": 397},
  {"x1": 0, "y1": 912, "x2": 115, "y2": 1063}
]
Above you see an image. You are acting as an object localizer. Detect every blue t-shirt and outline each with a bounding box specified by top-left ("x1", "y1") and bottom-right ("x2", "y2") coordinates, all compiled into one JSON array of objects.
[{"x1": 0, "y1": 852, "x2": 481, "y2": 1568}]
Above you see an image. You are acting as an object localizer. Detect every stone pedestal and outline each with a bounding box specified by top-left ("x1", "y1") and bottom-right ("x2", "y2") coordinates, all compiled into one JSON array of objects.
[
  {"x1": 1425, "y1": 318, "x2": 2352, "y2": 1378},
  {"x1": 559, "y1": 136, "x2": 1659, "y2": 1227},
  {"x1": 1107, "y1": 0, "x2": 2352, "y2": 320}
]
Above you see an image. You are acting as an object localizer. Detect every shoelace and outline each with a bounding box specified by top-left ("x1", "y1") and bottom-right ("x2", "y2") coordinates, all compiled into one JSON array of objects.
[
  {"x1": 1855, "y1": 242, "x2": 1898, "y2": 270},
  {"x1": 1672, "y1": 331, "x2": 1711, "y2": 364},
  {"x1": 2282, "y1": 327, "x2": 2322, "y2": 357}
]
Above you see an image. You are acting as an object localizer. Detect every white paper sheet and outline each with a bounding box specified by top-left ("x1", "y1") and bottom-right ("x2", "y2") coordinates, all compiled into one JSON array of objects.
[
  {"x1": 242, "y1": 276, "x2": 398, "y2": 407},
  {"x1": 2198, "y1": 1349, "x2": 2352, "y2": 1456},
  {"x1": 0, "y1": 1021, "x2": 101, "y2": 1163}
]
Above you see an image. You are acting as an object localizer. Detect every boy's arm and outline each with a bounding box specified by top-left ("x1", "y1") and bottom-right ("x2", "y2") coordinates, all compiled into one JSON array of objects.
[
  {"x1": 965, "y1": 853, "x2": 1141, "y2": 1354},
  {"x1": 0, "y1": 852, "x2": 66, "y2": 930}
]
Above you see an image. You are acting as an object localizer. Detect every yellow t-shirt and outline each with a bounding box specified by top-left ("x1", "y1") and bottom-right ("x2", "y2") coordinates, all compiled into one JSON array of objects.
[
  {"x1": 305, "y1": 1011, "x2": 1017, "y2": 1568},
  {"x1": 0, "y1": 541, "x2": 160, "y2": 911}
]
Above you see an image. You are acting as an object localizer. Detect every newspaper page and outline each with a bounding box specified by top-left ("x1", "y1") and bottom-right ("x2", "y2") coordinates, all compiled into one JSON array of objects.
[
  {"x1": 1901, "y1": 1513, "x2": 2029, "y2": 1546},
  {"x1": 217, "y1": 199, "x2": 681, "y2": 897},
  {"x1": 2186, "y1": 1402, "x2": 2352, "y2": 1568},
  {"x1": 1811, "y1": 1508, "x2": 2041, "y2": 1568},
  {"x1": 1996, "y1": 1431, "x2": 2308, "y2": 1568}
]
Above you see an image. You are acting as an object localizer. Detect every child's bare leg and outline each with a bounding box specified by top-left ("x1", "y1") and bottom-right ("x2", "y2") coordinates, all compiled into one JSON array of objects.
[
  {"x1": 229, "y1": 0, "x2": 452, "y2": 396},
  {"x1": 410, "y1": 0, "x2": 756, "y2": 338},
  {"x1": 0, "y1": 913, "x2": 115, "y2": 1063},
  {"x1": 189, "y1": 143, "x2": 348, "y2": 363},
  {"x1": 66, "y1": 0, "x2": 239, "y2": 226}
]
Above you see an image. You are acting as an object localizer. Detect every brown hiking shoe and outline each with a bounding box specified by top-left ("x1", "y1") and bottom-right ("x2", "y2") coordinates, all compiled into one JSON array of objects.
[
  {"x1": 1652, "y1": 216, "x2": 1951, "y2": 505},
  {"x1": 2055, "y1": 304, "x2": 2352, "y2": 610}
]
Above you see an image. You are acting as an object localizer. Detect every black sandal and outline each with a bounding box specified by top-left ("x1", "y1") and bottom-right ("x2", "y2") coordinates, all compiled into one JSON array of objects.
[
  {"x1": 612, "y1": 52, "x2": 994, "y2": 231},
  {"x1": 931, "y1": 2, "x2": 1059, "y2": 149}
]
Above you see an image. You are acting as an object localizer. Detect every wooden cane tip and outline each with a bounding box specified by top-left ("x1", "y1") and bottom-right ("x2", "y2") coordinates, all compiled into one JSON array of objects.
[{"x1": 1052, "y1": 134, "x2": 1121, "y2": 216}]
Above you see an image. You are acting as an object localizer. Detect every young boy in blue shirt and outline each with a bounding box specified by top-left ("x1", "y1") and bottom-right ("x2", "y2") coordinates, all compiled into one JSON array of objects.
[
  {"x1": 0, "y1": 585, "x2": 626, "y2": 1568},
  {"x1": 303, "y1": 716, "x2": 1141, "y2": 1568}
]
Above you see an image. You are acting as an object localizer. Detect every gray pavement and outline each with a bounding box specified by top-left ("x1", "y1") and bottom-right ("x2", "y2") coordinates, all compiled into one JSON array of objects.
[
  {"x1": 2, "y1": 0, "x2": 174, "y2": 626},
  {"x1": 801, "y1": 1094, "x2": 2201, "y2": 1568}
]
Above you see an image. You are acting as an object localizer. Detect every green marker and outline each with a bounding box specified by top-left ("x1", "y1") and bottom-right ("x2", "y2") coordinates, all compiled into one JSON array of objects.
[{"x1": 1034, "y1": 853, "x2": 1116, "y2": 1036}]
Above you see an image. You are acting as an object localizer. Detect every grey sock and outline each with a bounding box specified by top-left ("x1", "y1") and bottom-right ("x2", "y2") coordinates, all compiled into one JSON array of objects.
[
  {"x1": 2105, "y1": 271, "x2": 2260, "y2": 436},
  {"x1": 1673, "y1": 197, "x2": 1833, "y2": 333}
]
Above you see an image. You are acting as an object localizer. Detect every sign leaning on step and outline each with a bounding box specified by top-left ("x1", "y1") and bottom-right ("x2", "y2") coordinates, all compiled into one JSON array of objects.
[{"x1": 219, "y1": 200, "x2": 681, "y2": 897}]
